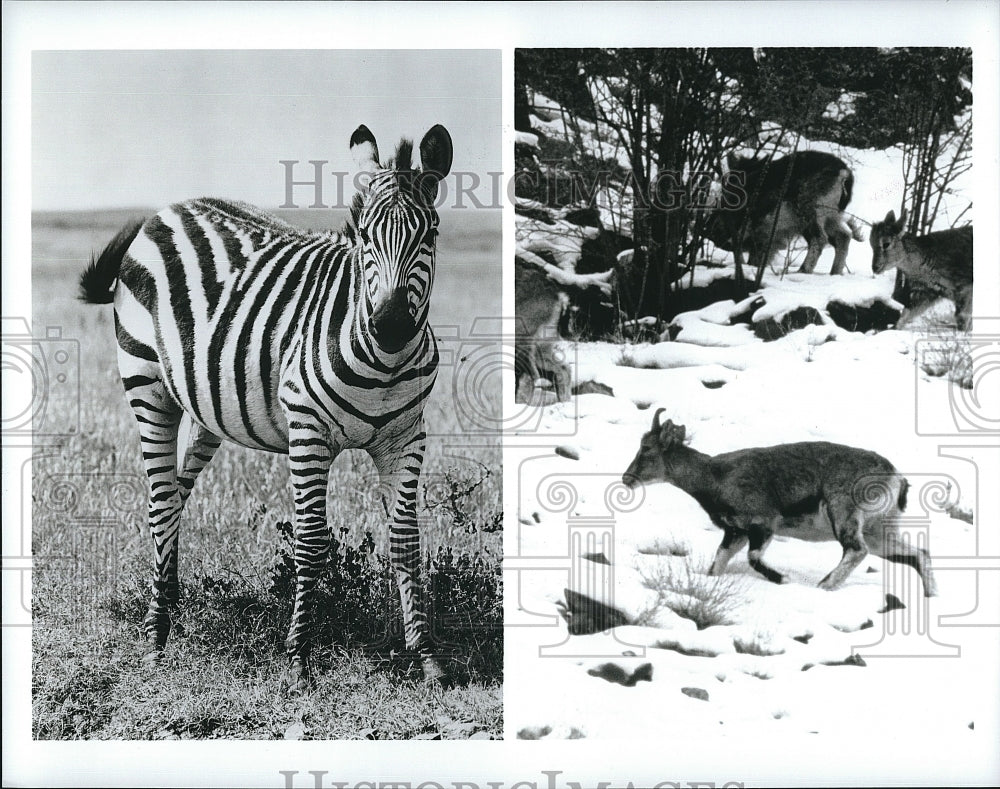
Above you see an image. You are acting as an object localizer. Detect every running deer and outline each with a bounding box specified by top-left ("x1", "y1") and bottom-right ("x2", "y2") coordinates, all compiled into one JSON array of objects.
[
  {"x1": 870, "y1": 209, "x2": 973, "y2": 331},
  {"x1": 705, "y1": 150, "x2": 866, "y2": 278},
  {"x1": 621, "y1": 411, "x2": 938, "y2": 597}
]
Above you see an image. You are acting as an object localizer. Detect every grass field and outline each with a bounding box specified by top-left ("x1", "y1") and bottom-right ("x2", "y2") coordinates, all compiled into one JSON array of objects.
[{"x1": 30, "y1": 206, "x2": 502, "y2": 740}]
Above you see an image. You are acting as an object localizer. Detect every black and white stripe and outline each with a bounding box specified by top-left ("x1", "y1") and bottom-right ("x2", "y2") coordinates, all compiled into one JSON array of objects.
[{"x1": 81, "y1": 124, "x2": 454, "y2": 688}]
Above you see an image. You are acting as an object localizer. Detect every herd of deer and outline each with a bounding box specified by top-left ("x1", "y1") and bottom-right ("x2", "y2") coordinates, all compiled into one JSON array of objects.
[
  {"x1": 706, "y1": 149, "x2": 974, "y2": 330},
  {"x1": 609, "y1": 151, "x2": 971, "y2": 600}
]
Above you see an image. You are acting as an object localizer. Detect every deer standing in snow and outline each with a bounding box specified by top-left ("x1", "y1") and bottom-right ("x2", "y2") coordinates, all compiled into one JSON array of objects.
[
  {"x1": 705, "y1": 150, "x2": 865, "y2": 280},
  {"x1": 870, "y1": 208, "x2": 973, "y2": 331},
  {"x1": 621, "y1": 410, "x2": 938, "y2": 597}
]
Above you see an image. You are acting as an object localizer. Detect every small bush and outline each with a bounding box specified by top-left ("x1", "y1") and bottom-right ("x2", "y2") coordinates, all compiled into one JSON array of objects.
[
  {"x1": 422, "y1": 462, "x2": 503, "y2": 536},
  {"x1": 733, "y1": 632, "x2": 785, "y2": 657},
  {"x1": 917, "y1": 329, "x2": 973, "y2": 389},
  {"x1": 635, "y1": 554, "x2": 748, "y2": 630},
  {"x1": 269, "y1": 522, "x2": 502, "y2": 683}
]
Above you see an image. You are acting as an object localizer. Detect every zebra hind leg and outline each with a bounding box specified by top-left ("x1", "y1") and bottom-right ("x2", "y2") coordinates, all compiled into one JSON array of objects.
[
  {"x1": 374, "y1": 427, "x2": 449, "y2": 686},
  {"x1": 125, "y1": 375, "x2": 187, "y2": 663},
  {"x1": 177, "y1": 420, "x2": 223, "y2": 506}
]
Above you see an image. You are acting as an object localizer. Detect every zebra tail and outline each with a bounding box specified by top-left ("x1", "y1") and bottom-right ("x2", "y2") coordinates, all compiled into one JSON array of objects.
[{"x1": 78, "y1": 218, "x2": 145, "y2": 303}]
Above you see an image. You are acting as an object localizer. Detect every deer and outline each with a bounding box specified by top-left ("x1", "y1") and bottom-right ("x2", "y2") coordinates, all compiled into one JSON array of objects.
[
  {"x1": 621, "y1": 410, "x2": 938, "y2": 597},
  {"x1": 870, "y1": 208, "x2": 973, "y2": 331},
  {"x1": 704, "y1": 150, "x2": 866, "y2": 280}
]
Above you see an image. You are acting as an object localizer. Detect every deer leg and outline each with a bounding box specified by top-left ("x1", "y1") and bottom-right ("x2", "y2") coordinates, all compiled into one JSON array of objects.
[
  {"x1": 708, "y1": 521, "x2": 749, "y2": 576},
  {"x1": 828, "y1": 225, "x2": 851, "y2": 276},
  {"x1": 798, "y1": 225, "x2": 825, "y2": 274},
  {"x1": 882, "y1": 547, "x2": 939, "y2": 598},
  {"x1": 953, "y1": 288, "x2": 972, "y2": 331},
  {"x1": 818, "y1": 503, "x2": 868, "y2": 591},
  {"x1": 874, "y1": 524, "x2": 939, "y2": 598},
  {"x1": 747, "y1": 519, "x2": 785, "y2": 584}
]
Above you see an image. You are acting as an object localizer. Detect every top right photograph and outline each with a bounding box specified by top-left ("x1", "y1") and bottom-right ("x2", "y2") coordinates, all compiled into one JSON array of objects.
[{"x1": 515, "y1": 48, "x2": 973, "y2": 409}]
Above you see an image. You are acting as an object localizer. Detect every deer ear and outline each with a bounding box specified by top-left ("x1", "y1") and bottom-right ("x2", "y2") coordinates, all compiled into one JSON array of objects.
[
  {"x1": 658, "y1": 420, "x2": 676, "y2": 444},
  {"x1": 350, "y1": 125, "x2": 379, "y2": 171},
  {"x1": 651, "y1": 408, "x2": 666, "y2": 431},
  {"x1": 883, "y1": 209, "x2": 896, "y2": 225},
  {"x1": 897, "y1": 208, "x2": 908, "y2": 229}
]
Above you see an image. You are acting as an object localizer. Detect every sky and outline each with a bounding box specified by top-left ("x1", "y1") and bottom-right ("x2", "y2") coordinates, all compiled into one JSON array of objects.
[{"x1": 32, "y1": 49, "x2": 501, "y2": 211}]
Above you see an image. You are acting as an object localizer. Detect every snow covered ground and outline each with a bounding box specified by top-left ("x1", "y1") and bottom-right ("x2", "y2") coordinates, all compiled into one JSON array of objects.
[
  {"x1": 505, "y1": 321, "x2": 999, "y2": 754},
  {"x1": 508, "y1": 92, "x2": 994, "y2": 776}
]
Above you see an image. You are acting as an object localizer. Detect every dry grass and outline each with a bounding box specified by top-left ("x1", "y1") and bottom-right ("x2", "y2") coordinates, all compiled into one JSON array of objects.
[
  {"x1": 633, "y1": 550, "x2": 749, "y2": 630},
  {"x1": 916, "y1": 327, "x2": 974, "y2": 390},
  {"x1": 30, "y1": 208, "x2": 502, "y2": 740}
]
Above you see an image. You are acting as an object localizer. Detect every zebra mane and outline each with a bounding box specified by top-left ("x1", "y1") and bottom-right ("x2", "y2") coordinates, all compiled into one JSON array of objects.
[
  {"x1": 343, "y1": 137, "x2": 422, "y2": 241},
  {"x1": 389, "y1": 139, "x2": 414, "y2": 173}
]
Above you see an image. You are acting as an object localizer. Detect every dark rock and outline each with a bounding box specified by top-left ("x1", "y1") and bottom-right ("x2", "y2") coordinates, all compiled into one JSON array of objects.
[
  {"x1": 573, "y1": 380, "x2": 615, "y2": 397},
  {"x1": 827, "y1": 299, "x2": 901, "y2": 333},
  {"x1": 554, "y1": 445, "x2": 580, "y2": 461},
  {"x1": 588, "y1": 662, "x2": 653, "y2": 687},
  {"x1": 819, "y1": 653, "x2": 867, "y2": 668},
  {"x1": 681, "y1": 686, "x2": 709, "y2": 701},
  {"x1": 878, "y1": 593, "x2": 906, "y2": 613},
  {"x1": 561, "y1": 588, "x2": 630, "y2": 635},
  {"x1": 753, "y1": 306, "x2": 825, "y2": 340}
]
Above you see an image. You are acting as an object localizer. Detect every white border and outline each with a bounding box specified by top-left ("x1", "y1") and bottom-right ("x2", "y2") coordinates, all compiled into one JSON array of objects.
[{"x1": 4, "y1": 2, "x2": 999, "y2": 787}]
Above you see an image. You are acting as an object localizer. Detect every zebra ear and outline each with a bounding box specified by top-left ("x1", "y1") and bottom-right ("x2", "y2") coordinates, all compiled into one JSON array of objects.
[
  {"x1": 350, "y1": 125, "x2": 380, "y2": 171},
  {"x1": 417, "y1": 125, "x2": 453, "y2": 203}
]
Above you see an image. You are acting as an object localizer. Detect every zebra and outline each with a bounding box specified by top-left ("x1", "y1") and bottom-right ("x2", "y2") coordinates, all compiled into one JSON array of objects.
[{"x1": 79, "y1": 124, "x2": 454, "y2": 690}]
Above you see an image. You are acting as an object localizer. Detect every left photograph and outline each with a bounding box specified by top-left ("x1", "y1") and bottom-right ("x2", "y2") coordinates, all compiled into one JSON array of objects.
[{"x1": 30, "y1": 50, "x2": 502, "y2": 740}]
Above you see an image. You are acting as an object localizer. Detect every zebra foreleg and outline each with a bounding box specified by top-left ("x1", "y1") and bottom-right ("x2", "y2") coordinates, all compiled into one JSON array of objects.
[
  {"x1": 373, "y1": 427, "x2": 447, "y2": 686},
  {"x1": 283, "y1": 420, "x2": 335, "y2": 692}
]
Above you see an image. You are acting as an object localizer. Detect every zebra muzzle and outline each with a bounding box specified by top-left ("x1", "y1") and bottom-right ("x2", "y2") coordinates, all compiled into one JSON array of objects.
[{"x1": 370, "y1": 286, "x2": 417, "y2": 353}]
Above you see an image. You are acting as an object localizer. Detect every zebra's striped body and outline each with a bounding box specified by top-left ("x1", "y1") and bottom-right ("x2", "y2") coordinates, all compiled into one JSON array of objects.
[{"x1": 81, "y1": 125, "x2": 454, "y2": 688}]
